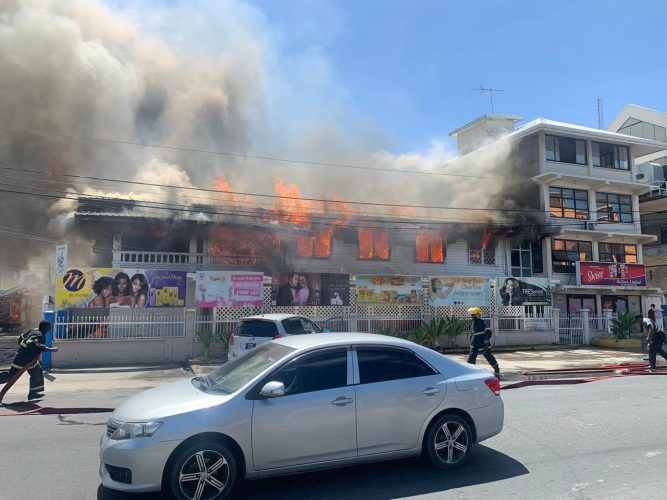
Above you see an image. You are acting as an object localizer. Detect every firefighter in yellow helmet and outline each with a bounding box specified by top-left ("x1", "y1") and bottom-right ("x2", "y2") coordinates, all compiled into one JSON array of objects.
[{"x1": 467, "y1": 307, "x2": 500, "y2": 379}]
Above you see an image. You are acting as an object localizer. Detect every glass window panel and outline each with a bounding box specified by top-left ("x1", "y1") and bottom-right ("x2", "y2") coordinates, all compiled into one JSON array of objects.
[
  {"x1": 565, "y1": 241, "x2": 578, "y2": 251},
  {"x1": 559, "y1": 138, "x2": 576, "y2": 163},
  {"x1": 553, "y1": 240, "x2": 565, "y2": 250},
  {"x1": 642, "y1": 122, "x2": 656, "y2": 141},
  {"x1": 546, "y1": 136, "x2": 556, "y2": 161},
  {"x1": 596, "y1": 192, "x2": 606, "y2": 202},
  {"x1": 607, "y1": 194, "x2": 619, "y2": 203},
  {"x1": 511, "y1": 252, "x2": 521, "y2": 267},
  {"x1": 575, "y1": 190, "x2": 588, "y2": 200},
  {"x1": 630, "y1": 122, "x2": 643, "y2": 137},
  {"x1": 619, "y1": 195, "x2": 631, "y2": 204},
  {"x1": 624, "y1": 245, "x2": 637, "y2": 254},
  {"x1": 575, "y1": 200, "x2": 588, "y2": 209},
  {"x1": 592, "y1": 142, "x2": 600, "y2": 166},
  {"x1": 550, "y1": 207, "x2": 563, "y2": 217},
  {"x1": 620, "y1": 213, "x2": 633, "y2": 223},
  {"x1": 564, "y1": 199, "x2": 575, "y2": 209},
  {"x1": 549, "y1": 187, "x2": 561, "y2": 195},
  {"x1": 550, "y1": 197, "x2": 562, "y2": 207},
  {"x1": 562, "y1": 189, "x2": 574, "y2": 198},
  {"x1": 575, "y1": 140, "x2": 587, "y2": 164},
  {"x1": 656, "y1": 126, "x2": 667, "y2": 142}
]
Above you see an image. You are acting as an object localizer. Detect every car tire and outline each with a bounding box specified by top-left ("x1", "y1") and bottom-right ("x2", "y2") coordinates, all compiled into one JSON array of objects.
[
  {"x1": 168, "y1": 441, "x2": 237, "y2": 500},
  {"x1": 425, "y1": 414, "x2": 472, "y2": 470}
]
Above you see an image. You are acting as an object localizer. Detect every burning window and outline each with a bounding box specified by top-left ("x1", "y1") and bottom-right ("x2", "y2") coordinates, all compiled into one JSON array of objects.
[
  {"x1": 469, "y1": 233, "x2": 496, "y2": 265},
  {"x1": 210, "y1": 227, "x2": 281, "y2": 265},
  {"x1": 296, "y1": 228, "x2": 333, "y2": 258},
  {"x1": 416, "y1": 233, "x2": 445, "y2": 263},
  {"x1": 358, "y1": 228, "x2": 390, "y2": 260}
]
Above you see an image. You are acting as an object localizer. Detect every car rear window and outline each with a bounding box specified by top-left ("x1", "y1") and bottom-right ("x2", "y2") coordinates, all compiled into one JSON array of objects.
[{"x1": 237, "y1": 320, "x2": 279, "y2": 337}]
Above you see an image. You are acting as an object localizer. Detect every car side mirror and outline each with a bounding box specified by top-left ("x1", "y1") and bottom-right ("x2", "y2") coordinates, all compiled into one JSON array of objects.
[{"x1": 260, "y1": 381, "x2": 285, "y2": 398}]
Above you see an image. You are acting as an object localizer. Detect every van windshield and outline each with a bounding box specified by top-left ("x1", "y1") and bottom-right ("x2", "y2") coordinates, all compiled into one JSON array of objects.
[{"x1": 204, "y1": 343, "x2": 295, "y2": 393}]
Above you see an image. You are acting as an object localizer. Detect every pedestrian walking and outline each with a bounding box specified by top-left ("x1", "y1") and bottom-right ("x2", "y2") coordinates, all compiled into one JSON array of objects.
[
  {"x1": 642, "y1": 316, "x2": 667, "y2": 370},
  {"x1": 0, "y1": 320, "x2": 58, "y2": 400},
  {"x1": 466, "y1": 307, "x2": 500, "y2": 379}
]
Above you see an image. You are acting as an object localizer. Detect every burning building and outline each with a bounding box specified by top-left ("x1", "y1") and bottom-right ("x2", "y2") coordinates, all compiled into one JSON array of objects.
[{"x1": 73, "y1": 113, "x2": 667, "y2": 320}]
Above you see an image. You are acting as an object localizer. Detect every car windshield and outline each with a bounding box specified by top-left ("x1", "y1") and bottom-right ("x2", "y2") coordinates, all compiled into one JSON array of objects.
[{"x1": 204, "y1": 342, "x2": 295, "y2": 393}]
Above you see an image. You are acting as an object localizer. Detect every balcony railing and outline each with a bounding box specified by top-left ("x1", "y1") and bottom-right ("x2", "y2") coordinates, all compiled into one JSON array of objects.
[{"x1": 639, "y1": 180, "x2": 667, "y2": 201}]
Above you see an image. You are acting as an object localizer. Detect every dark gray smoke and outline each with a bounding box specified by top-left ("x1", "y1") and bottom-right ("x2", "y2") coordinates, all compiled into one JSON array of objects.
[{"x1": 0, "y1": 0, "x2": 530, "y2": 289}]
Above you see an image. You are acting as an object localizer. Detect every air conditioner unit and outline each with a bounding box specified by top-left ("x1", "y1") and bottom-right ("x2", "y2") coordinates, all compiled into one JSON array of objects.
[{"x1": 584, "y1": 222, "x2": 596, "y2": 231}]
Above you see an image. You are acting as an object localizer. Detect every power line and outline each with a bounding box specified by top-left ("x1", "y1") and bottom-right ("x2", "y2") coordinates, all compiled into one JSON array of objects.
[
  {"x1": 0, "y1": 164, "x2": 544, "y2": 214},
  {"x1": 0, "y1": 127, "x2": 515, "y2": 181}
]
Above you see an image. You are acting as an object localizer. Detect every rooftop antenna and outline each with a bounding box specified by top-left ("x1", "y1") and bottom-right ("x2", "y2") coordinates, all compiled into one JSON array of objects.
[
  {"x1": 597, "y1": 97, "x2": 604, "y2": 129},
  {"x1": 472, "y1": 86, "x2": 504, "y2": 113}
]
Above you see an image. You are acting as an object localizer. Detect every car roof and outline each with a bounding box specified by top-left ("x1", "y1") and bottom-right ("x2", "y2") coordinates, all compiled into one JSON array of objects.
[
  {"x1": 241, "y1": 314, "x2": 309, "y2": 322},
  {"x1": 273, "y1": 332, "x2": 415, "y2": 350}
]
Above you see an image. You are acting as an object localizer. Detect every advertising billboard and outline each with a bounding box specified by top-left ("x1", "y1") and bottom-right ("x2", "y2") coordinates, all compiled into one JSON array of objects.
[
  {"x1": 57, "y1": 268, "x2": 187, "y2": 309},
  {"x1": 356, "y1": 275, "x2": 422, "y2": 304},
  {"x1": 496, "y1": 277, "x2": 552, "y2": 306},
  {"x1": 271, "y1": 273, "x2": 349, "y2": 306},
  {"x1": 195, "y1": 271, "x2": 264, "y2": 308},
  {"x1": 428, "y1": 276, "x2": 490, "y2": 307},
  {"x1": 577, "y1": 262, "x2": 647, "y2": 287}
]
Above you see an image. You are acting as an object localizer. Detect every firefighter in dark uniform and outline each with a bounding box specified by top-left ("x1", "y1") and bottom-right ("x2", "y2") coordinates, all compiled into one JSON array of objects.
[
  {"x1": 466, "y1": 307, "x2": 500, "y2": 379},
  {"x1": 0, "y1": 320, "x2": 58, "y2": 399}
]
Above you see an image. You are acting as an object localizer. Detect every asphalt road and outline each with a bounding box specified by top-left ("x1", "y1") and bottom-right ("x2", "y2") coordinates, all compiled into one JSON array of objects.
[{"x1": 1, "y1": 377, "x2": 665, "y2": 500}]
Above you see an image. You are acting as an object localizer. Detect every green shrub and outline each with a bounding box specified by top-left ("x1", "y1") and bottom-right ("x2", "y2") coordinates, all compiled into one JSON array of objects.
[
  {"x1": 196, "y1": 329, "x2": 217, "y2": 358},
  {"x1": 611, "y1": 312, "x2": 636, "y2": 340}
]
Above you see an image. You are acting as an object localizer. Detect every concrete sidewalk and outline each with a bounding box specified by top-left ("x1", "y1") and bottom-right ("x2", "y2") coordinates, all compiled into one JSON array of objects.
[{"x1": 1, "y1": 347, "x2": 655, "y2": 398}]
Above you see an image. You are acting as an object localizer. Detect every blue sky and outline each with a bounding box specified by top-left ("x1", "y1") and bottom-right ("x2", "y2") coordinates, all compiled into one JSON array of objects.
[{"x1": 246, "y1": 0, "x2": 667, "y2": 153}]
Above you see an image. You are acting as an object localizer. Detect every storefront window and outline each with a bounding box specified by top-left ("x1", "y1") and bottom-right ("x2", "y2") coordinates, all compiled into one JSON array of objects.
[
  {"x1": 599, "y1": 243, "x2": 638, "y2": 263},
  {"x1": 567, "y1": 295, "x2": 597, "y2": 315},
  {"x1": 549, "y1": 187, "x2": 589, "y2": 220},
  {"x1": 551, "y1": 239, "x2": 593, "y2": 273}
]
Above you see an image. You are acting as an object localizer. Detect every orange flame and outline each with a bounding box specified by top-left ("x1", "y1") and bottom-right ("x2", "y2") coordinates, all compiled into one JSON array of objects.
[
  {"x1": 416, "y1": 233, "x2": 444, "y2": 263},
  {"x1": 210, "y1": 227, "x2": 280, "y2": 265},
  {"x1": 358, "y1": 228, "x2": 389, "y2": 260}
]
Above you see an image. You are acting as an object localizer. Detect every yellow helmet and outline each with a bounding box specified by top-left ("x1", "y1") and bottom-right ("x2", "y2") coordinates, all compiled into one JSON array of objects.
[{"x1": 467, "y1": 306, "x2": 482, "y2": 316}]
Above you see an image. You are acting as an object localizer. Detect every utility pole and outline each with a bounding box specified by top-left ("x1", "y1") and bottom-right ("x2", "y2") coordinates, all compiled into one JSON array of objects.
[
  {"x1": 597, "y1": 98, "x2": 604, "y2": 129},
  {"x1": 472, "y1": 86, "x2": 504, "y2": 113}
]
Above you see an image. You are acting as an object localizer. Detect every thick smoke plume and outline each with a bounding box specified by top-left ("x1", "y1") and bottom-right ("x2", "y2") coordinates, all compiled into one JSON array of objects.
[{"x1": 0, "y1": 0, "x2": 530, "y2": 289}]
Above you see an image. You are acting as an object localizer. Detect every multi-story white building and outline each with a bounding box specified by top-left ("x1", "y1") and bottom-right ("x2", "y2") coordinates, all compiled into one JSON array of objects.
[
  {"x1": 608, "y1": 104, "x2": 667, "y2": 302},
  {"x1": 451, "y1": 114, "x2": 667, "y2": 316}
]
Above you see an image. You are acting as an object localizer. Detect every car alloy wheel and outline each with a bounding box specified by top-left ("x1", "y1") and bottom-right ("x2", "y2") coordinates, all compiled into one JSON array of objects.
[
  {"x1": 170, "y1": 442, "x2": 237, "y2": 500},
  {"x1": 425, "y1": 414, "x2": 472, "y2": 469}
]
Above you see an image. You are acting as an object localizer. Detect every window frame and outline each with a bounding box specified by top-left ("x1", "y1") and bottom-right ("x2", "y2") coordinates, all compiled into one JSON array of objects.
[
  {"x1": 549, "y1": 187, "x2": 590, "y2": 220},
  {"x1": 592, "y1": 141, "x2": 630, "y2": 170},
  {"x1": 358, "y1": 228, "x2": 391, "y2": 261},
  {"x1": 510, "y1": 241, "x2": 533, "y2": 277},
  {"x1": 296, "y1": 228, "x2": 333, "y2": 259},
  {"x1": 248, "y1": 347, "x2": 351, "y2": 399},
  {"x1": 595, "y1": 192, "x2": 633, "y2": 223},
  {"x1": 352, "y1": 345, "x2": 439, "y2": 385},
  {"x1": 599, "y1": 243, "x2": 638, "y2": 264},
  {"x1": 545, "y1": 135, "x2": 587, "y2": 165},
  {"x1": 468, "y1": 234, "x2": 496, "y2": 265},
  {"x1": 551, "y1": 239, "x2": 593, "y2": 274},
  {"x1": 415, "y1": 233, "x2": 446, "y2": 263}
]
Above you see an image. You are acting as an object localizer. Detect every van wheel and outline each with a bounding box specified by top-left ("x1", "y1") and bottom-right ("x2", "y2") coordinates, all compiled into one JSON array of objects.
[
  {"x1": 425, "y1": 414, "x2": 472, "y2": 470},
  {"x1": 168, "y1": 441, "x2": 237, "y2": 500}
]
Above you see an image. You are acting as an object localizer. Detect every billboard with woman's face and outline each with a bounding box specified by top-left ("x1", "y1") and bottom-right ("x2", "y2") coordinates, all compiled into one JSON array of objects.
[
  {"x1": 57, "y1": 268, "x2": 187, "y2": 309},
  {"x1": 496, "y1": 277, "x2": 552, "y2": 306}
]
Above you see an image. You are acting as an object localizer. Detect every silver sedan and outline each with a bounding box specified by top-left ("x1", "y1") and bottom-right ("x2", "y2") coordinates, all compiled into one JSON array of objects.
[{"x1": 99, "y1": 333, "x2": 504, "y2": 499}]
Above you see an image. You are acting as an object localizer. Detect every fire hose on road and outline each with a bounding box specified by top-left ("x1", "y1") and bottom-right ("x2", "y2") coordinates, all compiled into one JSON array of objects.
[{"x1": 0, "y1": 354, "x2": 113, "y2": 417}]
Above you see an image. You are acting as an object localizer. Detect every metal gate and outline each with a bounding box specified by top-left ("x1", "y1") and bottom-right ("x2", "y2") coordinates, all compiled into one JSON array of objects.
[{"x1": 559, "y1": 315, "x2": 584, "y2": 345}]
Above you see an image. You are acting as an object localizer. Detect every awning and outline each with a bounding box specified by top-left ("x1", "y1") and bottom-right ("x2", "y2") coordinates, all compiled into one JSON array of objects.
[
  {"x1": 556, "y1": 284, "x2": 662, "y2": 294},
  {"x1": 557, "y1": 228, "x2": 657, "y2": 244}
]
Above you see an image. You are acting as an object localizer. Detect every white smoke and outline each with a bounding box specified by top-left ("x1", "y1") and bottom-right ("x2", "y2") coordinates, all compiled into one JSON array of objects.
[{"x1": 0, "y1": 0, "x2": 522, "y2": 288}]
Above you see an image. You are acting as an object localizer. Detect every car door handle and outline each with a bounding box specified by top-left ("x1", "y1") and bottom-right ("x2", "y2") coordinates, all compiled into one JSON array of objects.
[
  {"x1": 331, "y1": 396, "x2": 354, "y2": 406},
  {"x1": 421, "y1": 387, "x2": 440, "y2": 396}
]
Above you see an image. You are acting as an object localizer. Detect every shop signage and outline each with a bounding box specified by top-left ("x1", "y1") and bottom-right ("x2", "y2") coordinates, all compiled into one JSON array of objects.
[
  {"x1": 196, "y1": 271, "x2": 264, "y2": 308},
  {"x1": 576, "y1": 262, "x2": 646, "y2": 287},
  {"x1": 429, "y1": 276, "x2": 490, "y2": 307},
  {"x1": 271, "y1": 273, "x2": 349, "y2": 306},
  {"x1": 356, "y1": 275, "x2": 422, "y2": 304},
  {"x1": 57, "y1": 268, "x2": 187, "y2": 309},
  {"x1": 496, "y1": 277, "x2": 552, "y2": 306}
]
